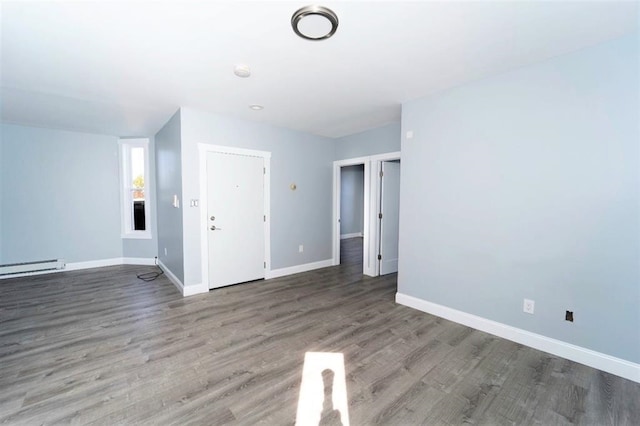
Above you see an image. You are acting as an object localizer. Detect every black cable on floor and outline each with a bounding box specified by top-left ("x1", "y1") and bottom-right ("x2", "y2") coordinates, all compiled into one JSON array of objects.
[
  {"x1": 137, "y1": 258, "x2": 164, "y2": 282},
  {"x1": 136, "y1": 269, "x2": 164, "y2": 282}
]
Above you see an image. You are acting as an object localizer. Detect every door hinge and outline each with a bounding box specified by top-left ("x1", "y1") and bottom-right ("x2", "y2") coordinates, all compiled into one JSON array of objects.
[
  {"x1": 264, "y1": 215, "x2": 266, "y2": 222},
  {"x1": 378, "y1": 212, "x2": 383, "y2": 219},
  {"x1": 377, "y1": 254, "x2": 382, "y2": 260},
  {"x1": 380, "y1": 171, "x2": 384, "y2": 178},
  {"x1": 264, "y1": 167, "x2": 266, "y2": 175},
  {"x1": 264, "y1": 261, "x2": 266, "y2": 268}
]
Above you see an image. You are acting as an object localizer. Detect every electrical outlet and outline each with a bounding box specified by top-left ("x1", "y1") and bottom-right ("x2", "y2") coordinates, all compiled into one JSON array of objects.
[
  {"x1": 565, "y1": 311, "x2": 574, "y2": 322},
  {"x1": 299, "y1": 245, "x2": 304, "y2": 253},
  {"x1": 523, "y1": 299, "x2": 535, "y2": 314}
]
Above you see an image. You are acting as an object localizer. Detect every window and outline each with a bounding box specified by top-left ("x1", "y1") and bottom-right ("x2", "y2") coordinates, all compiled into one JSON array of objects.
[{"x1": 119, "y1": 138, "x2": 151, "y2": 239}]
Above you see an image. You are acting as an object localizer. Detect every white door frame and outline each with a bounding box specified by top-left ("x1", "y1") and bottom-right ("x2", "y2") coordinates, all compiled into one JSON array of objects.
[
  {"x1": 198, "y1": 143, "x2": 271, "y2": 289},
  {"x1": 332, "y1": 151, "x2": 401, "y2": 277}
]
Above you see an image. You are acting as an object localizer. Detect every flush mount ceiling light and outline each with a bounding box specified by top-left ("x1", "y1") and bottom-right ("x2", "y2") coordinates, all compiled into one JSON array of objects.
[
  {"x1": 291, "y1": 5, "x2": 338, "y2": 41},
  {"x1": 234, "y1": 64, "x2": 251, "y2": 78},
  {"x1": 249, "y1": 104, "x2": 264, "y2": 111}
]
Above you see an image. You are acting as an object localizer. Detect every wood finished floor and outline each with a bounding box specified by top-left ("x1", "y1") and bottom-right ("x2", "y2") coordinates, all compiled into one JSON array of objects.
[{"x1": 1, "y1": 238, "x2": 639, "y2": 425}]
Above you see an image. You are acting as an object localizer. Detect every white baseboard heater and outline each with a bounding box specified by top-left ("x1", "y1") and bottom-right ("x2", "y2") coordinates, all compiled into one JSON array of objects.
[{"x1": 0, "y1": 259, "x2": 66, "y2": 276}]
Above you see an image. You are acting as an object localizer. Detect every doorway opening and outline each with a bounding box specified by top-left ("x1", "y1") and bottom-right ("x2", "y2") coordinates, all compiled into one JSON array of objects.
[
  {"x1": 339, "y1": 164, "x2": 365, "y2": 267},
  {"x1": 332, "y1": 151, "x2": 400, "y2": 277}
]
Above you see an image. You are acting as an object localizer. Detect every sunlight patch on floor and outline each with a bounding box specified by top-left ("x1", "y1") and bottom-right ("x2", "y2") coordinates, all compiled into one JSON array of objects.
[{"x1": 296, "y1": 352, "x2": 350, "y2": 426}]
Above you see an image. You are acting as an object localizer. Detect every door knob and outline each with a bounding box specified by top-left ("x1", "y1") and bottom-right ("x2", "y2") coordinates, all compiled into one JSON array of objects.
[
  {"x1": 210, "y1": 216, "x2": 215, "y2": 221},
  {"x1": 210, "y1": 225, "x2": 222, "y2": 231}
]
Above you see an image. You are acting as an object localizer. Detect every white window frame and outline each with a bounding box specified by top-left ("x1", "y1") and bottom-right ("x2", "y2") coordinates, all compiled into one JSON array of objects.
[{"x1": 119, "y1": 138, "x2": 151, "y2": 239}]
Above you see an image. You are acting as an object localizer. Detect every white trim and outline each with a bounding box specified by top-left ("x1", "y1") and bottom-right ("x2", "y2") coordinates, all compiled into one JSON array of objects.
[
  {"x1": 119, "y1": 138, "x2": 152, "y2": 240},
  {"x1": 332, "y1": 151, "x2": 401, "y2": 278},
  {"x1": 158, "y1": 259, "x2": 208, "y2": 297},
  {"x1": 122, "y1": 257, "x2": 156, "y2": 266},
  {"x1": 396, "y1": 292, "x2": 640, "y2": 384},
  {"x1": 340, "y1": 232, "x2": 363, "y2": 240},
  {"x1": 120, "y1": 232, "x2": 152, "y2": 240},
  {"x1": 266, "y1": 259, "x2": 333, "y2": 279},
  {"x1": 370, "y1": 151, "x2": 402, "y2": 162},
  {"x1": 183, "y1": 283, "x2": 209, "y2": 297},
  {"x1": 198, "y1": 144, "x2": 272, "y2": 290},
  {"x1": 158, "y1": 259, "x2": 184, "y2": 295},
  {"x1": 66, "y1": 258, "x2": 124, "y2": 271}
]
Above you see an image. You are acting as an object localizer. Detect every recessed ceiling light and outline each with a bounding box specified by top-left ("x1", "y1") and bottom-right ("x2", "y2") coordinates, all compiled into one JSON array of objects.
[
  {"x1": 249, "y1": 104, "x2": 264, "y2": 111},
  {"x1": 234, "y1": 64, "x2": 251, "y2": 78},
  {"x1": 291, "y1": 5, "x2": 338, "y2": 41}
]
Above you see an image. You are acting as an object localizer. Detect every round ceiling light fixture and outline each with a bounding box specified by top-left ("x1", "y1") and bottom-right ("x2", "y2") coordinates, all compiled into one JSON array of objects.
[
  {"x1": 249, "y1": 104, "x2": 264, "y2": 111},
  {"x1": 291, "y1": 5, "x2": 338, "y2": 41},
  {"x1": 234, "y1": 64, "x2": 251, "y2": 78}
]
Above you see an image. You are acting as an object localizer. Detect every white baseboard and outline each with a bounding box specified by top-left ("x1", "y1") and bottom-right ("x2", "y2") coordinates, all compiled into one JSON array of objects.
[
  {"x1": 157, "y1": 260, "x2": 184, "y2": 295},
  {"x1": 180, "y1": 258, "x2": 334, "y2": 295},
  {"x1": 340, "y1": 232, "x2": 363, "y2": 240},
  {"x1": 122, "y1": 257, "x2": 157, "y2": 266},
  {"x1": 267, "y1": 259, "x2": 333, "y2": 279},
  {"x1": 396, "y1": 292, "x2": 640, "y2": 384},
  {"x1": 1, "y1": 256, "x2": 207, "y2": 298},
  {"x1": 183, "y1": 283, "x2": 209, "y2": 297},
  {"x1": 157, "y1": 260, "x2": 208, "y2": 297},
  {"x1": 65, "y1": 258, "x2": 124, "y2": 271}
]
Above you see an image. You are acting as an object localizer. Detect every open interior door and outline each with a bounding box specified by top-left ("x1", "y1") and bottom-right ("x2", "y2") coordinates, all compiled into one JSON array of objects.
[{"x1": 379, "y1": 160, "x2": 400, "y2": 275}]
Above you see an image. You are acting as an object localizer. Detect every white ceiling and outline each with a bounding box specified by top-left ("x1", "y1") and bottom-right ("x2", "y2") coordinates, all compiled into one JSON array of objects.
[{"x1": 1, "y1": 1, "x2": 637, "y2": 139}]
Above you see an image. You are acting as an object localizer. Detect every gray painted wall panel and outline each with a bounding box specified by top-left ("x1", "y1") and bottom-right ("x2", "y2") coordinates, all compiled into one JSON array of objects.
[
  {"x1": 335, "y1": 123, "x2": 400, "y2": 160},
  {"x1": 0, "y1": 134, "x2": 3, "y2": 261},
  {"x1": 154, "y1": 110, "x2": 185, "y2": 282},
  {"x1": 398, "y1": 35, "x2": 639, "y2": 363},
  {"x1": 0, "y1": 124, "x2": 122, "y2": 264}
]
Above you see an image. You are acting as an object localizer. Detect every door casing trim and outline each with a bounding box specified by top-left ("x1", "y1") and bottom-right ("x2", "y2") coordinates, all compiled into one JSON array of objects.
[{"x1": 332, "y1": 151, "x2": 401, "y2": 277}]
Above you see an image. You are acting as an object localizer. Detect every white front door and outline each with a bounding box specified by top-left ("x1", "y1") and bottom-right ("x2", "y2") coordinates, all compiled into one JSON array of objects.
[
  {"x1": 379, "y1": 160, "x2": 401, "y2": 275},
  {"x1": 206, "y1": 151, "x2": 265, "y2": 289}
]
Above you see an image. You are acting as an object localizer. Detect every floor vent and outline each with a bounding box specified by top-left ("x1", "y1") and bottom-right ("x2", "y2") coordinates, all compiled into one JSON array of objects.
[{"x1": 0, "y1": 259, "x2": 66, "y2": 276}]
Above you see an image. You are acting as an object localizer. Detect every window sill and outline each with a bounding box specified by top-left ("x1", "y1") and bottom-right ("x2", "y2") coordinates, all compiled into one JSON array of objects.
[{"x1": 121, "y1": 231, "x2": 152, "y2": 240}]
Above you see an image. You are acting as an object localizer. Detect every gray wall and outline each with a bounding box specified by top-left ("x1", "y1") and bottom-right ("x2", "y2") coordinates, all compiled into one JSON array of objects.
[
  {"x1": 335, "y1": 122, "x2": 400, "y2": 160},
  {"x1": 399, "y1": 35, "x2": 639, "y2": 363},
  {"x1": 179, "y1": 107, "x2": 335, "y2": 287},
  {"x1": 0, "y1": 133, "x2": 3, "y2": 261},
  {"x1": 154, "y1": 110, "x2": 185, "y2": 282},
  {"x1": 340, "y1": 165, "x2": 364, "y2": 236},
  {"x1": 0, "y1": 124, "x2": 122, "y2": 264}
]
